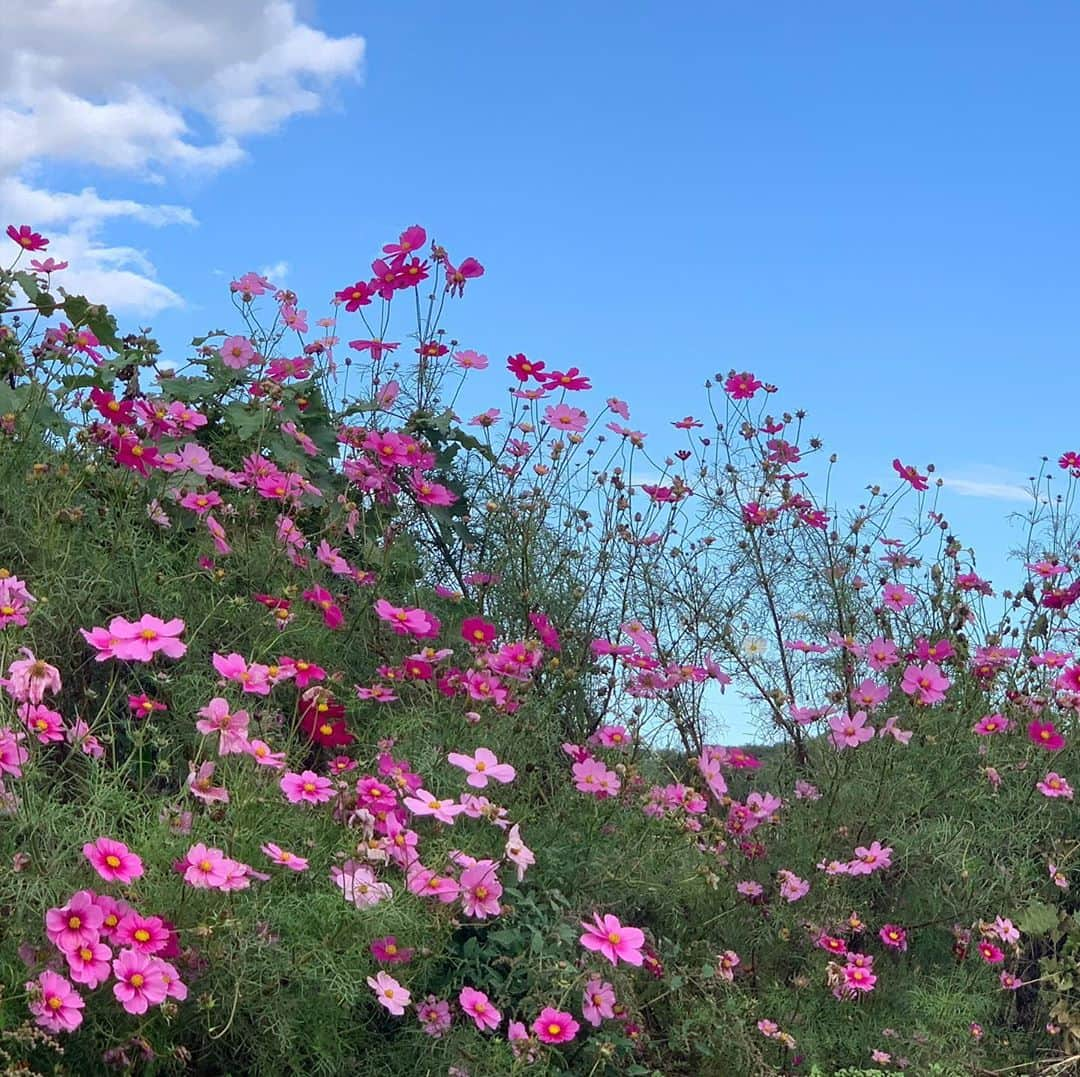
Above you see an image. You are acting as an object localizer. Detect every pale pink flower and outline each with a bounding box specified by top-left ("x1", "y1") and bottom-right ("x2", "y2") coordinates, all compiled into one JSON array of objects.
[
  {"x1": 195, "y1": 697, "x2": 250, "y2": 755},
  {"x1": 368, "y1": 971, "x2": 410, "y2": 1015},
  {"x1": 261, "y1": 843, "x2": 309, "y2": 871},
  {"x1": 829, "y1": 710, "x2": 875, "y2": 749},
  {"x1": 447, "y1": 747, "x2": 516, "y2": 788},
  {"x1": 504, "y1": 823, "x2": 535, "y2": 881},
  {"x1": 582, "y1": 978, "x2": 616, "y2": 1025},
  {"x1": 459, "y1": 985, "x2": 501, "y2": 1031},
  {"x1": 403, "y1": 788, "x2": 466, "y2": 824},
  {"x1": 1037, "y1": 772, "x2": 1074, "y2": 800},
  {"x1": 4, "y1": 649, "x2": 61, "y2": 703},
  {"x1": 459, "y1": 860, "x2": 503, "y2": 919},
  {"x1": 181, "y1": 843, "x2": 229, "y2": 888}
]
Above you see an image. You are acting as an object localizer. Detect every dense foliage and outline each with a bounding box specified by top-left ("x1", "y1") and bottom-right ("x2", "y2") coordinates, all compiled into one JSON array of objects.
[{"x1": 0, "y1": 221, "x2": 1077, "y2": 1076}]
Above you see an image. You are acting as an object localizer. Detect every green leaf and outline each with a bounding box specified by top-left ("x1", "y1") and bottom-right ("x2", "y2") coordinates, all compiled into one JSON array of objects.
[
  {"x1": 61, "y1": 294, "x2": 121, "y2": 351},
  {"x1": 224, "y1": 400, "x2": 268, "y2": 442},
  {"x1": 1016, "y1": 900, "x2": 1059, "y2": 936}
]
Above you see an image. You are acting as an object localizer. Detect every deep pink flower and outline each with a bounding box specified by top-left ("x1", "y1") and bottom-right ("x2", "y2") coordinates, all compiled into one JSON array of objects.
[
  {"x1": 370, "y1": 935, "x2": 414, "y2": 965},
  {"x1": 83, "y1": 837, "x2": 144, "y2": 884},
  {"x1": 533, "y1": 1006, "x2": 579, "y2": 1044},
  {"x1": 7, "y1": 224, "x2": 49, "y2": 252},
  {"x1": 1028, "y1": 720, "x2": 1066, "y2": 751},
  {"x1": 829, "y1": 710, "x2": 875, "y2": 750},
  {"x1": 580, "y1": 912, "x2": 645, "y2": 966}
]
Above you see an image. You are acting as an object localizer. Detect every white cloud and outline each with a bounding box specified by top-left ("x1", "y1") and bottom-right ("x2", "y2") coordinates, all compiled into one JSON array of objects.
[
  {"x1": 259, "y1": 260, "x2": 290, "y2": 284},
  {"x1": 940, "y1": 476, "x2": 1035, "y2": 503},
  {"x1": 1, "y1": 2, "x2": 364, "y2": 313}
]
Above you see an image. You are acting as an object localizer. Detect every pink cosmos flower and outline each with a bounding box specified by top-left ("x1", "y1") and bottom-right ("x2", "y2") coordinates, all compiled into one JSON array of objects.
[
  {"x1": 829, "y1": 710, "x2": 875, "y2": 750},
  {"x1": 534, "y1": 1006, "x2": 579, "y2": 1044},
  {"x1": 112, "y1": 948, "x2": 168, "y2": 1014},
  {"x1": 582, "y1": 978, "x2": 616, "y2": 1025},
  {"x1": 978, "y1": 941, "x2": 1005, "y2": 964},
  {"x1": 247, "y1": 739, "x2": 287, "y2": 768},
  {"x1": 110, "y1": 615, "x2": 187, "y2": 662},
  {"x1": 973, "y1": 713, "x2": 1010, "y2": 736},
  {"x1": 459, "y1": 860, "x2": 504, "y2": 919},
  {"x1": 367, "y1": 971, "x2": 410, "y2": 1016},
  {"x1": 115, "y1": 913, "x2": 170, "y2": 955},
  {"x1": 572, "y1": 757, "x2": 622, "y2": 797},
  {"x1": 27, "y1": 970, "x2": 83, "y2": 1033},
  {"x1": 1028, "y1": 720, "x2": 1066, "y2": 751},
  {"x1": 371, "y1": 936, "x2": 415, "y2": 965},
  {"x1": 406, "y1": 864, "x2": 460, "y2": 903},
  {"x1": 447, "y1": 747, "x2": 516, "y2": 788},
  {"x1": 416, "y1": 995, "x2": 453, "y2": 1037},
  {"x1": 1037, "y1": 772, "x2": 1074, "y2": 800},
  {"x1": 851, "y1": 678, "x2": 890, "y2": 710},
  {"x1": 195, "y1": 697, "x2": 251, "y2": 755},
  {"x1": 4, "y1": 650, "x2": 62, "y2": 703},
  {"x1": 220, "y1": 335, "x2": 256, "y2": 369},
  {"x1": 543, "y1": 403, "x2": 588, "y2": 432},
  {"x1": 504, "y1": 824, "x2": 535, "y2": 881},
  {"x1": 717, "y1": 950, "x2": 741, "y2": 982},
  {"x1": 777, "y1": 869, "x2": 810, "y2": 902},
  {"x1": 879, "y1": 924, "x2": 908, "y2": 951},
  {"x1": 83, "y1": 837, "x2": 144, "y2": 884},
  {"x1": 843, "y1": 964, "x2": 877, "y2": 993},
  {"x1": 459, "y1": 986, "x2": 501, "y2": 1031},
  {"x1": 0, "y1": 729, "x2": 29, "y2": 778},
  {"x1": 881, "y1": 583, "x2": 916, "y2": 611},
  {"x1": 21, "y1": 703, "x2": 65, "y2": 743},
  {"x1": 900, "y1": 661, "x2": 950, "y2": 705},
  {"x1": 65, "y1": 939, "x2": 113, "y2": 989},
  {"x1": 403, "y1": 788, "x2": 466, "y2": 824},
  {"x1": 333, "y1": 861, "x2": 393, "y2": 907},
  {"x1": 187, "y1": 761, "x2": 230, "y2": 804},
  {"x1": 212, "y1": 652, "x2": 271, "y2": 695},
  {"x1": 280, "y1": 769, "x2": 335, "y2": 805},
  {"x1": 261, "y1": 843, "x2": 310, "y2": 871},
  {"x1": 580, "y1": 912, "x2": 645, "y2": 966},
  {"x1": 181, "y1": 843, "x2": 229, "y2": 889},
  {"x1": 848, "y1": 840, "x2": 893, "y2": 876},
  {"x1": 45, "y1": 890, "x2": 104, "y2": 953}
]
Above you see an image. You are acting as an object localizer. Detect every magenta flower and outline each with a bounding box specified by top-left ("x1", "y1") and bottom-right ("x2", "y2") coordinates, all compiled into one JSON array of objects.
[
  {"x1": 534, "y1": 1006, "x2": 579, "y2": 1045},
  {"x1": 447, "y1": 747, "x2": 516, "y2": 788},
  {"x1": 370, "y1": 935, "x2": 414, "y2": 965},
  {"x1": 112, "y1": 949, "x2": 168, "y2": 1014},
  {"x1": 367, "y1": 971, "x2": 410, "y2": 1016},
  {"x1": 83, "y1": 837, "x2": 144, "y2": 885},
  {"x1": 1028, "y1": 720, "x2": 1066, "y2": 751},
  {"x1": 879, "y1": 924, "x2": 908, "y2": 951},
  {"x1": 881, "y1": 583, "x2": 916, "y2": 611},
  {"x1": 572, "y1": 757, "x2": 621, "y2": 797},
  {"x1": 973, "y1": 713, "x2": 1010, "y2": 736},
  {"x1": 7, "y1": 224, "x2": 49, "y2": 252},
  {"x1": 580, "y1": 912, "x2": 645, "y2": 967},
  {"x1": 280, "y1": 770, "x2": 335, "y2": 805},
  {"x1": 220, "y1": 335, "x2": 256, "y2": 369},
  {"x1": 842, "y1": 964, "x2": 877, "y2": 993},
  {"x1": 27, "y1": 970, "x2": 83, "y2": 1033},
  {"x1": 978, "y1": 940, "x2": 1005, "y2": 964},
  {"x1": 459, "y1": 985, "x2": 501, "y2": 1031}
]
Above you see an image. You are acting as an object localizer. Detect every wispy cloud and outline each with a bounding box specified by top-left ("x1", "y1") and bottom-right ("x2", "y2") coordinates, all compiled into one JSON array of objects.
[
  {"x1": 259, "y1": 260, "x2": 290, "y2": 284},
  {"x1": 939, "y1": 475, "x2": 1035, "y2": 503}
]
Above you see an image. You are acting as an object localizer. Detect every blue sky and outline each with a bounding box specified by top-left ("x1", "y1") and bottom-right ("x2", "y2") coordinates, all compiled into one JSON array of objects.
[{"x1": 5, "y1": 3, "x2": 1079, "y2": 734}]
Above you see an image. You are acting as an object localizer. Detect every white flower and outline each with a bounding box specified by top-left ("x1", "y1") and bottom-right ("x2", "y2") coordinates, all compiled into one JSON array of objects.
[{"x1": 740, "y1": 636, "x2": 768, "y2": 659}]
